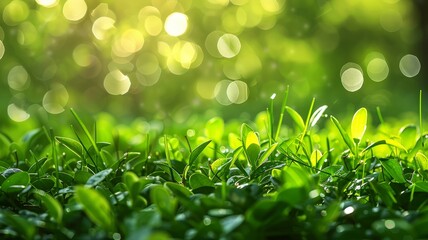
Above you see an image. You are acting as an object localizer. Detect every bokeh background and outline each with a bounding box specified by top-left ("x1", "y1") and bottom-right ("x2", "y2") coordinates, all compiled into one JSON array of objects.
[{"x1": 0, "y1": 0, "x2": 427, "y2": 124}]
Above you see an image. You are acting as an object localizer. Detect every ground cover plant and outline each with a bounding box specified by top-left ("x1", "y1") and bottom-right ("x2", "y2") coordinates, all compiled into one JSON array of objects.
[{"x1": 2, "y1": 90, "x2": 428, "y2": 240}]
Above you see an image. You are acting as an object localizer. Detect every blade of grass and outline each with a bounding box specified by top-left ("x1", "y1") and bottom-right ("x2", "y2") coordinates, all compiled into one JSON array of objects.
[
  {"x1": 420, "y1": 90, "x2": 423, "y2": 136},
  {"x1": 70, "y1": 108, "x2": 105, "y2": 169},
  {"x1": 274, "y1": 86, "x2": 289, "y2": 141}
]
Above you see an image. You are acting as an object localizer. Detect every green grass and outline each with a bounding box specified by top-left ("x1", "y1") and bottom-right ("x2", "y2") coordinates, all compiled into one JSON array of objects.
[{"x1": 1, "y1": 94, "x2": 428, "y2": 240}]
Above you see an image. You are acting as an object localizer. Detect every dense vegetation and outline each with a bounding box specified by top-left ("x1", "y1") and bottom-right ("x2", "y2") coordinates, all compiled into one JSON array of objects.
[
  {"x1": 1, "y1": 92, "x2": 428, "y2": 239},
  {"x1": 1, "y1": 1, "x2": 427, "y2": 239}
]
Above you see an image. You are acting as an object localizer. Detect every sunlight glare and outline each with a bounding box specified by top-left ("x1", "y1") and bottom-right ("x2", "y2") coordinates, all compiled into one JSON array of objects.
[
  {"x1": 164, "y1": 12, "x2": 188, "y2": 37},
  {"x1": 36, "y1": 0, "x2": 58, "y2": 8}
]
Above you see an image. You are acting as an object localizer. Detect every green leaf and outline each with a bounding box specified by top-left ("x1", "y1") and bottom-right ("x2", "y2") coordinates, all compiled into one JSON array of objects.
[
  {"x1": 245, "y1": 131, "x2": 260, "y2": 168},
  {"x1": 330, "y1": 116, "x2": 356, "y2": 154},
  {"x1": 415, "y1": 152, "x2": 428, "y2": 171},
  {"x1": 413, "y1": 181, "x2": 428, "y2": 192},
  {"x1": 228, "y1": 132, "x2": 241, "y2": 149},
  {"x1": 75, "y1": 186, "x2": 114, "y2": 231},
  {"x1": 150, "y1": 185, "x2": 177, "y2": 219},
  {"x1": 165, "y1": 182, "x2": 192, "y2": 198},
  {"x1": 380, "y1": 158, "x2": 406, "y2": 183},
  {"x1": 189, "y1": 172, "x2": 214, "y2": 189},
  {"x1": 370, "y1": 182, "x2": 397, "y2": 208},
  {"x1": 286, "y1": 106, "x2": 305, "y2": 132},
  {"x1": 258, "y1": 143, "x2": 278, "y2": 166},
  {"x1": 310, "y1": 149, "x2": 323, "y2": 168},
  {"x1": 282, "y1": 165, "x2": 311, "y2": 190},
  {"x1": 189, "y1": 140, "x2": 211, "y2": 167},
  {"x1": 361, "y1": 139, "x2": 407, "y2": 154},
  {"x1": 309, "y1": 105, "x2": 328, "y2": 128},
  {"x1": 56, "y1": 136, "x2": 84, "y2": 158},
  {"x1": 351, "y1": 107, "x2": 367, "y2": 143},
  {"x1": 0, "y1": 211, "x2": 36, "y2": 239},
  {"x1": 32, "y1": 177, "x2": 55, "y2": 192},
  {"x1": 34, "y1": 189, "x2": 63, "y2": 223},
  {"x1": 205, "y1": 117, "x2": 224, "y2": 144},
  {"x1": 221, "y1": 215, "x2": 244, "y2": 234},
  {"x1": 1, "y1": 171, "x2": 30, "y2": 194},
  {"x1": 211, "y1": 157, "x2": 231, "y2": 178},
  {"x1": 399, "y1": 125, "x2": 417, "y2": 149},
  {"x1": 85, "y1": 168, "x2": 112, "y2": 187}
]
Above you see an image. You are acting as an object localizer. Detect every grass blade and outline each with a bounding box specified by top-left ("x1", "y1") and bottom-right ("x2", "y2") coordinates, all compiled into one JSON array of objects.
[{"x1": 330, "y1": 116, "x2": 356, "y2": 155}]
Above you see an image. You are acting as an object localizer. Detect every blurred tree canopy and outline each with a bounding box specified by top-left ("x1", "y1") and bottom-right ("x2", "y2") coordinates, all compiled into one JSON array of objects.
[{"x1": 0, "y1": 0, "x2": 426, "y2": 123}]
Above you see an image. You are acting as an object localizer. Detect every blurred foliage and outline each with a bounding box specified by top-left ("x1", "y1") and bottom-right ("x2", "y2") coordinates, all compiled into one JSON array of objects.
[{"x1": 0, "y1": 0, "x2": 426, "y2": 124}]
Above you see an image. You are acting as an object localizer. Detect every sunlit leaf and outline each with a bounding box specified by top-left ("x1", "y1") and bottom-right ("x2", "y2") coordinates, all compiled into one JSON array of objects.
[
  {"x1": 351, "y1": 107, "x2": 367, "y2": 143},
  {"x1": 309, "y1": 105, "x2": 328, "y2": 128},
  {"x1": 361, "y1": 139, "x2": 407, "y2": 154},
  {"x1": 399, "y1": 125, "x2": 417, "y2": 149},
  {"x1": 245, "y1": 131, "x2": 260, "y2": 168},
  {"x1": 310, "y1": 149, "x2": 322, "y2": 167},
  {"x1": 189, "y1": 140, "x2": 211, "y2": 167},
  {"x1": 415, "y1": 152, "x2": 428, "y2": 171},
  {"x1": 228, "y1": 132, "x2": 241, "y2": 149},
  {"x1": 258, "y1": 142, "x2": 278, "y2": 166},
  {"x1": 286, "y1": 106, "x2": 305, "y2": 132},
  {"x1": 75, "y1": 186, "x2": 114, "y2": 231},
  {"x1": 330, "y1": 116, "x2": 356, "y2": 154}
]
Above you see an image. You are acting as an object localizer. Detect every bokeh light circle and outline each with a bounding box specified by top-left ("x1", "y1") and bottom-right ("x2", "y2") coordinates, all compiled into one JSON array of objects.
[
  {"x1": 63, "y1": 0, "x2": 87, "y2": 21},
  {"x1": 92, "y1": 17, "x2": 115, "y2": 40},
  {"x1": 226, "y1": 80, "x2": 248, "y2": 104},
  {"x1": 214, "y1": 80, "x2": 233, "y2": 105},
  {"x1": 7, "y1": 104, "x2": 30, "y2": 122},
  {"x1": 36, "y1": 0, "x2": 58, "y2": 8},
  {"x1": 367, "y1": 58, "x2": 389, "y2": 82},
  {"x1": 399, "y1": 54, "x2": 421, "y2": 78},
  {"x1": 103, "y1": 70, "x2": 131, "y2": 95},
  {"x1": 43, "y1": 84, "x2": 69, "y2": 114},
  {"x1": 217, "y1": 33, "x2": 241, "y2": 58},
  {"x1": 341, "y1": 63, "x2": 364, "y2": 92},
  {"x1": 164, "y1": 12, "x2": 188, "y2": 37},
  {"x1": 3, "y1": 0, "x2": 29, "y2": 26},
  {"x1": 0, "y1": 40, "x2": 5, "y2": 60},
  {"x1": 8, "y1": 66, "x2": 30, "y2": 91}
]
